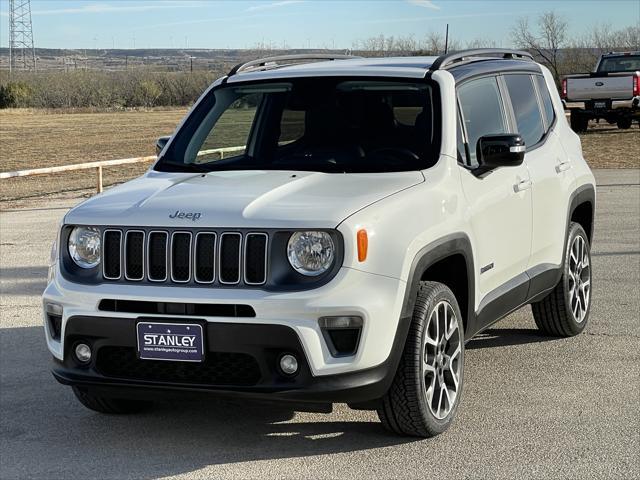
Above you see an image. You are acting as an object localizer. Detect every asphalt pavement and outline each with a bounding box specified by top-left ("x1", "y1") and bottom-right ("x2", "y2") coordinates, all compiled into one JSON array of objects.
[{"x1": 1, "y1": 169, "x2": 638, "y2": 479}]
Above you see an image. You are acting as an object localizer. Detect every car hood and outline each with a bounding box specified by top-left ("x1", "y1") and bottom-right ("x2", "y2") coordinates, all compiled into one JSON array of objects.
[{"x1": 65, "y1": 169, "x2": 424, "y2": 228}]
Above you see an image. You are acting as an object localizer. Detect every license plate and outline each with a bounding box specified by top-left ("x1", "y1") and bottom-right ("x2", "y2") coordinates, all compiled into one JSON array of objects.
[
  {"x1": 594, "y1": 101, "x2": 606, "y2": 109},
  {"x1": 136, "y1": 322, "x2": 204, "y2": 362}
]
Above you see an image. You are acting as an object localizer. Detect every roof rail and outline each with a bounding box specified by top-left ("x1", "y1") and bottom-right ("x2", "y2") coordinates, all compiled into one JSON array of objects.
[
  {"x1": 227, "y1": 53, "x2": 361, "y2": 77},
  {"x1": 430, "y1": 48, "x2": 534, "y2": 71}
]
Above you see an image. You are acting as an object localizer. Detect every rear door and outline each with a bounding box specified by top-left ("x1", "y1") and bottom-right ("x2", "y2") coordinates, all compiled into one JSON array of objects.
[
  {"x1": 503, "y1": 74, "x2": 575, "y2": 278},
  {"x1": 457, "y1": 76, "x2": 533, "y2": 322}
]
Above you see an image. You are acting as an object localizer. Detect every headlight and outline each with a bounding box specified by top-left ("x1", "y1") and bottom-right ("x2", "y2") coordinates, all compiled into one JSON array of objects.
[
  {"x1": 287, "y1": 231, "x2": 335, "y2": 276},
  {"x1": 68, "y1": 226, "x2": 101, "y2": 269}
]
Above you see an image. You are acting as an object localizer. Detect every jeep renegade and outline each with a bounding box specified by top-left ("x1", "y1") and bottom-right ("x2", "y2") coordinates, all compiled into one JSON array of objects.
[{"x1": 44, "y1": 50, "x2": 596, "y2": 437}]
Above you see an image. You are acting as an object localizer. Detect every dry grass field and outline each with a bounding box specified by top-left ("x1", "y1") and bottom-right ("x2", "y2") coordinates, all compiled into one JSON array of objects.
[
  {"x1": 1, "y1": 109, "x2": 638, "y2": 204},
  {"x1": 0, "y1": 108, "x2": 188, "y2": 202}
]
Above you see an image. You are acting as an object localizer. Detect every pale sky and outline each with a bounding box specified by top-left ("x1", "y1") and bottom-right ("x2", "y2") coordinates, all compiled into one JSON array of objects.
[{"x1": 1, "y1": 0, "x2": 638, "y2": 50}]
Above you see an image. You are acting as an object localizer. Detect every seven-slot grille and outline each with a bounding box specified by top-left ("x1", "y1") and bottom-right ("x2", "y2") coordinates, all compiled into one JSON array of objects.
[{"x1": 102, "y1": 229, "x2": 268, "y2": 286}]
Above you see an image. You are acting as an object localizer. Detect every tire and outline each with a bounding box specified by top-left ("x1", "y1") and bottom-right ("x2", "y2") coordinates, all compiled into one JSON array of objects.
[
  {"x1": 532, "y1": 222, "x2": 592, "y2": 337},
  {"x1": 616, "y1": 117, "x2": 632, "y2": 129},
  {"x1": 72, "y1": 387, "x2": 153, "y2": 414},
  {"x1": 570, "y1": 112, "x2": 589, "y2": 132},
  {"x1": 377, "y1": 282, "x2": 464, "y2": 437}
]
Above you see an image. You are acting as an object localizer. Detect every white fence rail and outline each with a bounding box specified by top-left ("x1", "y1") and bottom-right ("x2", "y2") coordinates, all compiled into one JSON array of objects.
[{"x1": 0, "y1": 145, "x2": 245, "y2": 193}]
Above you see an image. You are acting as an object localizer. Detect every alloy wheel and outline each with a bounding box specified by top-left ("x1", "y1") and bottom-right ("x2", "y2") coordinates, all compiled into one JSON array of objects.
[
  {"x1": 422, "y1": 301, "x2": 462, "y2": 420},
  {"x1": 568, "y1": 234, "x2": 591, "y2": 323}
]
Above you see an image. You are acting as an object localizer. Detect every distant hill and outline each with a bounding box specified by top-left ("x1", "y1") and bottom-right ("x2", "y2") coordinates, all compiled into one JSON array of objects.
[{"x1": 0, "y1": 48, "x2": 351, "y2": 72}]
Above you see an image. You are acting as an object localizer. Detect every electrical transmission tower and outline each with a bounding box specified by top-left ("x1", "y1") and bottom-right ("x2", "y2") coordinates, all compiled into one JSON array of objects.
[{"x1": 9, "y1": 0, "x2": 36, "y2": 72}]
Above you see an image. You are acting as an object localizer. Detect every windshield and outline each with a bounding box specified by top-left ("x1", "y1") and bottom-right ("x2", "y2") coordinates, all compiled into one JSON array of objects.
[
  {"x1": 156, "y1": 78, "x2": 439, "y2": 174},
  {"x1": 598, "y1": 55, "x2": 640, "y2": 72}
]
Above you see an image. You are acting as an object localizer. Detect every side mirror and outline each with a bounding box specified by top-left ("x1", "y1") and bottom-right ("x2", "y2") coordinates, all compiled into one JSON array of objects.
[
  {"x1": 474, "y1": 134, "x2": 525, "y2": 175},
  {"x1": 156, "y1": 136, "x2": 171, "y2": 155}
]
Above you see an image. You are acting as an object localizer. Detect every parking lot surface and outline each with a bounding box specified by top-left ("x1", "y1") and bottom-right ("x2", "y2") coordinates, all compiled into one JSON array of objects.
[{"x1": 1, "y1": 169, "x2": 638, "y2": 479}]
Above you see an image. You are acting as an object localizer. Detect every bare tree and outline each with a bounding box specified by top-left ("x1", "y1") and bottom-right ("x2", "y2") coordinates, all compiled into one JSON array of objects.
[
  {"x1": 511, "y1": 11, "x2": 567, "y2": 82},
  {"x1": 464, "y1": 37, "x2": 497, "y2": 49}
]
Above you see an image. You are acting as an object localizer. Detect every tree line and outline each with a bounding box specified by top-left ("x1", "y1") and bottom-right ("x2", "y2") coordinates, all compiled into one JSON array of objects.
[
  {"x1": 1, "y1": 12, "x2": 638, "y2": 109},
  {"x1": 0, "y1": 69, "x2": 218, "y2": 109}
]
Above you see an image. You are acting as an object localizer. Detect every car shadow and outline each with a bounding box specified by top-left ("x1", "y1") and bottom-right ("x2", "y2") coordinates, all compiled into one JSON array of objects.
[
  {"x1": 0, "y1": 326, "x2": 419, "y2": 480},
  {"x1": 466, "y1": 327, "x2": 561, "y2": 350}
]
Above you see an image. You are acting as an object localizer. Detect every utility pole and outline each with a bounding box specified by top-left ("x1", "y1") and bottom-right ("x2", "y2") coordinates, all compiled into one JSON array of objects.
[
  {"x1": 9, "y1": 0, "x2": 37, "y2": 72},
  {"x1": 444, "y1": 24, "x2": 449, "y2": 54}
]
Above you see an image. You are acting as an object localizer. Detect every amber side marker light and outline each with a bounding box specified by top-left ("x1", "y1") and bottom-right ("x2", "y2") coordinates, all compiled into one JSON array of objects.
[{"x1": 357, "y1": 229, "x2": 368, "y2": 262}]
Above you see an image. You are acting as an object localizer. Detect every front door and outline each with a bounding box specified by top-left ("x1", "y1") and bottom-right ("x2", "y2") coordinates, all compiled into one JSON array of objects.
[{"x1": 457, "y1": 76, "x2": 533, "y2": 332}]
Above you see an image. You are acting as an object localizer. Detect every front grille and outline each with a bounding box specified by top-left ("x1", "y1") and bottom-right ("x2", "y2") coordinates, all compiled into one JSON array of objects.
[
  {"x1": 125, "y1": 231, "x2": 145, "y2": 280},
  {"x1": 148, "y1": 232, "x2": 168, "y2": 281},
  {"x1": 103, "y1": 230, "x2": 122, "y2": 279},
  {"x1": 171, "y1": 232, "x2": 192, "y2": 283},
  {"x1": 96, "y1": 346, "x2": 261, "y2": 386},
  {"x1": 219, "y1": 233, "x2": 241, "y2": 284},
  {"x1": 101, "y1": 228, "x2": 268, "y2": 287}
]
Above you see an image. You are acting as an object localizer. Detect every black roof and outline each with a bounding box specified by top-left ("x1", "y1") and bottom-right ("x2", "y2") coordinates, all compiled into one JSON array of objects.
[{"x1": 447, "y1": 58, "x2": 542, "y2": 82}]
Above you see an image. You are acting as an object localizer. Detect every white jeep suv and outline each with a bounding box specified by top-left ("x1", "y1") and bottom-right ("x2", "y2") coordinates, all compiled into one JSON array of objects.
[{"x1": 43, "y1": 50, "x2": 596, "y2": 437}]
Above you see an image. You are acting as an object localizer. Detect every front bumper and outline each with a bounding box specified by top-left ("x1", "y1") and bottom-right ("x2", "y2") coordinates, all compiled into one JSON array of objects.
[
  {"x1": 44, "y1": 266, "x2": 409, "y2": 401},
  {"x1": 52, "y1": 315, "x2": 410, "y2": 405}
]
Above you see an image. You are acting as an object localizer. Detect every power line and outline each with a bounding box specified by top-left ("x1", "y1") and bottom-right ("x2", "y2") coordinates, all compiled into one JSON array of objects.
[{"x1": 9, "y1": 0, "x2": 36, "y2": 72}]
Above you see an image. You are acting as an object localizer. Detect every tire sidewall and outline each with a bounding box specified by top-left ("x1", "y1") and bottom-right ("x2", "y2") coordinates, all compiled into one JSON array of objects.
[
  {"x1": 414, "y1": 285, "x2": 465, "y2": 433},
  {"x1": 561, "y1": 223, "x2": 592, "y2": 334}
]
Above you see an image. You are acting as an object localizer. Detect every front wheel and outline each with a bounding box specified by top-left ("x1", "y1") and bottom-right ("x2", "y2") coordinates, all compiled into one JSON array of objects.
[
  {"x1": 532, "y1": 222, "x2": 592, "y2": 336},
  {"x1": 377, "y1": 282, "x2": 464, "y2": 437}
]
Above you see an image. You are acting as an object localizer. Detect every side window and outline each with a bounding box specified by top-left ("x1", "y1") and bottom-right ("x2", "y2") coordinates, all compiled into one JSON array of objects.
[
  {"x1": 534, "y1": 75, "x2": 556, "y2": 129},
  {"x1": 503, "y1": 74, "x2": 545, "y2": 148},
  {"x1": 458, "y1": 76, "x2": 508, "y2": 166}
]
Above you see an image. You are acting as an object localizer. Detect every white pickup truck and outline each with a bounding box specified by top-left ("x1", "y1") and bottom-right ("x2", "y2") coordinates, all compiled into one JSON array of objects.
[{"x1": 562, "y1": 51, "x2": 640, "y2": 131}]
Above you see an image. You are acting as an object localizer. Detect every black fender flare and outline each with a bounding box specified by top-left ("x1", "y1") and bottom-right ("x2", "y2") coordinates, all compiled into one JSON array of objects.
[
  {"x1": 399, "y1": 233, "x2": 475, "y2": 340},
  {"x1": 567, "y1": 183, "x2": 596, "y2": 241},
  {"x1": 556, "y1": 183, "x2": 596, "y2": 285}
]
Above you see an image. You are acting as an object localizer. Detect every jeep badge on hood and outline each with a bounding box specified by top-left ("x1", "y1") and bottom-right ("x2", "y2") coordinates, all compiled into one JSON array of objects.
[{"x1": 169, "y1": 211, "x2": 202, "y2": 221}]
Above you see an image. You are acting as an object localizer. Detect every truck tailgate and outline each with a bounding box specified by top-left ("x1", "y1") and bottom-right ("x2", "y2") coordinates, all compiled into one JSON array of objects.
[{"x1": 566, "y1": 75, "x2": 634, "y2": 101}]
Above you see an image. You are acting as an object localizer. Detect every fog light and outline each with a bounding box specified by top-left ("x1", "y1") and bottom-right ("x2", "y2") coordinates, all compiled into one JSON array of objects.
[
  {"x1": 74, "y1": 343, "x2": 92, "y2": 363},
  {"x1": 279, "y1": 354, "x2": 298, "y2": 375}
]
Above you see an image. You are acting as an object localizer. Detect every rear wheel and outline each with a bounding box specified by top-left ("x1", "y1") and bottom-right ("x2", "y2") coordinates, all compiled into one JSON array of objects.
[
  {"x1": 616, "y1": 117, "x2": 632, "y2": 129},
  {"x1": 72, "y1": 387, "x2": 153, "y2": 414},
  {"x1": 377, "y1": 282, "x2": 464, "y2": 437},
  {"x1": 570, "y1": 111, "x2": 589, "y2": 132},
  {"x1": 532, "y1": 222, "x2": 592, "y2": 337}
]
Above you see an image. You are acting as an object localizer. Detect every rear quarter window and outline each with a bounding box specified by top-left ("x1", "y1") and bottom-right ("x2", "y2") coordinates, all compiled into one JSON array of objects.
[{"x1": 534, "y1": 75, "x2": 556, "y2": 129}]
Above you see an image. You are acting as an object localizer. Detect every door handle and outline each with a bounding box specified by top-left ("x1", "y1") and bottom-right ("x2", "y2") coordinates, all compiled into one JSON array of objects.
[
  {"x1": 556, "y1": 161, "x2": 572, "y2": 173},
  {"x1": 514, "y1": 179, "x2": 532, "y2": 192}
]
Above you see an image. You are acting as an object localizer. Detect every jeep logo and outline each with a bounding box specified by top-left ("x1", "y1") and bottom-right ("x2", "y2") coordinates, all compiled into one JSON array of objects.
[{"x1": 169, "y1": 210, "x2": 202, "y2": 221}]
